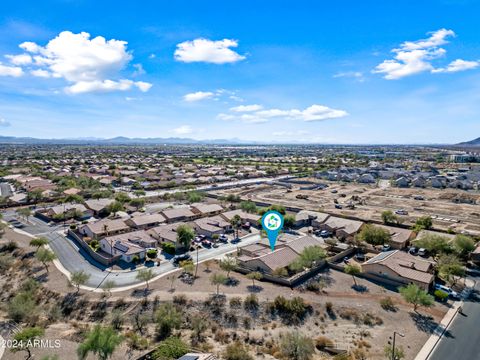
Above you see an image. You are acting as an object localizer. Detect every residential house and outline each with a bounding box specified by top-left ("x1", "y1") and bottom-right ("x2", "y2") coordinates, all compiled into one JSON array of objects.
[
  {"x1": 377, "y1": 225, "x2": 415, "y2": 249},
  {"x1": 412, "y1": 177, "x2": 427, "y2": 188},
  {"x1": 357, "y1": 174, "x2": 376, "y2": 184},
  {"x1": 99, "y1": 237, "x2": 145, "y2": 263},
  {"x1": 317, "y1": 216, "x2": 364, "y2": 241},
  {"x1": 361, "y1": 250, "x2": 434, "y2": 290},
  {"x1": 177, "y1": 354, "x2": 218, "y2": 360},
  {"x1": 84, "y1": 198, "x2": 115, "y2": 216},
  {"x1": 193, "y1": 216, "x2": 231, "y2": 237},
  {"x1": 37, "y1": 203, "x2": 91, "y2": 221},
  {"x1": 220, "y1": 209, "x2": 261, "y2": 226},
  {"x1": 161, "y1": 207, "x2": 197, "y2": 223},
  {"x1": 191, "y1": 203, "x2": 223, "y2": 217},
  {"x1": 79, "y1": 218, "x2": 130, "y2": 239},
  {"x1": 147, "y1": 222, "x2": 186, "y2": 244},
  {"x1": 295, "y1": 210, "x2": 329, "y2": 228},
  {"x1": 125, "y1": 213, "x2": 166, "y2": 229},
  {"x1": 395, "y1": 176, "x2": 410, "y2": 188}
]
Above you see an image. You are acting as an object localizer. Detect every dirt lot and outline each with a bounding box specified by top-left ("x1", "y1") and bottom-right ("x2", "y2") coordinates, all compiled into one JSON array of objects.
[
  {"x1": 213, "y1": 179, "x2": 480, "y2": 235},
  {"x1": 1, "y1": 226, "x2": 449, "y2": 360}
]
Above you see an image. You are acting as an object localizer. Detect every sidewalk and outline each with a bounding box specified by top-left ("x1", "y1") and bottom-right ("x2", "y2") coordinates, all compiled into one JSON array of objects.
[{"x1": 414, "y1": 279, "x2": 475, "y2": 360}]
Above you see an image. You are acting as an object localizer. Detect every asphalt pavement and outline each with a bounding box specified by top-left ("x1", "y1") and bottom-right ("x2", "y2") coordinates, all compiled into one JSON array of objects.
[{"x1": 428, "y1": 275, "x2": 480, "y2": 360}]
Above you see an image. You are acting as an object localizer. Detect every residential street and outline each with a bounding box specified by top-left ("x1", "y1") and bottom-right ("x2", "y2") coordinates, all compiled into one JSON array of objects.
[
  {"x1": 428, "y1": 275, "x2": 480, "y2": 360},
  {"x1": 2, "y1": 211, "x2": 262, "y2": 290}
]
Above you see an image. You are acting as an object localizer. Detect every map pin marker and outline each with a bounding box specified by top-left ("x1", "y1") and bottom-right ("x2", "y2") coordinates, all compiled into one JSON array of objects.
[{"x1": 261, "y1": 210, "x2": 284, "y2": 252}]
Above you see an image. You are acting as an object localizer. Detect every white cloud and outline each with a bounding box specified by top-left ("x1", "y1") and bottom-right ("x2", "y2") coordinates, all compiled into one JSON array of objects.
[
  {"x1": 432, "y1": 59, "x2": 479, "y2": 73},
  {"x1": 172, "y1": 125, "x2": 193, "y2": 135},
  {"x1": 30, "y1": 69, "x2": 51, "y2": 78},
  {"x1": 174, "y1": 38, "x2": 246, "y2": 64},
  {"x1": 333, "y1": 71, "x2": 365, "y2": 81},
  {"x1": 229, "y1": 104, "x2": 263, "y2": 112},
  {"x1": 65, "y1": 79, "x2": 151, "y2": 94},
  {"x1": 0, "y1": 118, "x2": 11, "y2": 127},
  {"x1": 218, "y1": 104, "x2": 348, "y2": 124},
  {"x1": 5, "y1": 31, "x2": 152, "y2": 93},
  {"x1": 0, "y1": 63, "x2": 23, "y2": 77},
  {"x1": 5, "y1": 54, "x2": 32, "y2": 65},
  {"x1": 373, "y1": 29, "x2": 479, "y2": 79},
  {"x1": 183, "y1": 91, "x2": 215, "y2": 102},
  {"x1": 132, "y1": 63, "x2": 145, "y2": 76}
]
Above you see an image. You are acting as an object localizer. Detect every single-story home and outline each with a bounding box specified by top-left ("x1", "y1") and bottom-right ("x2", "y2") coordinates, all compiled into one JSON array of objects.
[
  {"x1": 191, "y1": 203, "x2": 223, "y2": 217},
  {"x1": 377, "y1": 225, "x2": 415, "y2": 249},
  {"x1": 193, "y1": 215, "x2": 231, "y2": 237},
  {"x1": 125, "y1": 213, "x2": 166, "y2": 229},
  {"x1": 361, "y1": 250, "x2": 434, "y2": 290},
  {"x1": 37, "y1": 203, "x2": 92, "y2": 221},
  {"x1": 99, "y1": 237, "x2": 145, "y2": 263},
  {"x1": 84, "y1": 198, "x2": 115, "y2": 216},
  {"x1": 317, "y1": 216, "x2": 364, "y2": 241},
  {"x1": 295, "y1": 210, "x2": 329, "y2": 227},
  {"x1": 161, "y1": 207, "x2": 197, "y2": 223},
  {"x1": 79, "y1": 218, "x2": 130, "y2": 239},
  {"x1": 147, "y1": 222, "x2": 186, "y2": 244},
  {"x1": 220, "y1": 209, "x2": 260, "y2": 226}
]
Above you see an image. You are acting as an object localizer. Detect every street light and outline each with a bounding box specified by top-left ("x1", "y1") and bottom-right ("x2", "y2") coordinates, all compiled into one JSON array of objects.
[{"x1": 391, "y1": 331, "x2": 405, "y2": 360}]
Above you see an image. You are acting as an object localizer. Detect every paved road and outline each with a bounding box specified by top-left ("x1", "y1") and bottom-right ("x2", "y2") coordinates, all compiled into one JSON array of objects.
[
  {"x1": 0, "y1": 183, "x2": 12, "y2": 198},
  {"x1": 428, "y1": 275, "x2": 480, "y2": 360},
  {"x1": 2, "y1": 210, "x2": 262, "y2": 289}
]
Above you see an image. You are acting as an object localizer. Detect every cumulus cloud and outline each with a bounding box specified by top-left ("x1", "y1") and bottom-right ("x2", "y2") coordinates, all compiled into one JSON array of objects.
[
  {"x1": 0, "y1": 63, "x2": 23, "y2": 77},
  {"x1": 373, "y1": 29, "x2": 478, "y2": 79},
  {"x1": 183, "y1": 91, "x2": 215, "y2": 102},
  {"x1": 432, "y1": 59, "x2": 479, "y2": 73},
  {"x1": 229, "y1": 104, "x2": 263, "y2": 112},
  {"x1": 172, "y1": 125, "x2": 193, "y2": 135},
  {"x1": 174, "y1": 38, "x2": 246, "y2": 64},
  {"x1": 217, "y1": 104, "x2": 348, "y2": 124},
  {"x1": 3, "y1": 31, "x2": 152, "y2": 93},
  {"x1": 0, "y1": 118, "x2": 11, "y2": 127}
]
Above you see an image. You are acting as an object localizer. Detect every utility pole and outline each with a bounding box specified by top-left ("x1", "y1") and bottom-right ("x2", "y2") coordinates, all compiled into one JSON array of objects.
[
  {"x1": 194, "y1": 244, "x2": 199, "y2": 278},
  {"x1": 391, "y1": 331, "x2": 405, "y2": 360}
]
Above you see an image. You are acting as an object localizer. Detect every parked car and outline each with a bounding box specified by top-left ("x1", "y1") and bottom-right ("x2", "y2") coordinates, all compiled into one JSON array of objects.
[
  {"x1": 355, "y1": 253, "x2": 365, "y2": 261},
  {"x1": 395, "y1": 209, "x2": 409, "y2": 215},
  {"x1": 202, "y1": 240, "x2": 212, "y2": 248},
  {"x1": 434, "y1": 284, "x2": 460, "y2": 299},
  {"x1": 242, "y1": 222, "x2": 251, "y2": 230},
  {"x1": 414, "y1": 195, "x2": 425, "y2": 200},
  {"x1": 320, "y1": 230, "x2": 331, "y2": 238},
  {"x1": 418, "y1": 248, "x2": 428, "y2": 257},
  {"x1": 335, "y1": 204, "x2": 343, "y2": 209},
  {"x1": 382, "y1": 244, "x2": 391, "y2": 251},
  {"x1": 331, "y1": 189, "x2": 338, "y2": 194},
  {"x1": 408, "y1": 246, "x2": 418, "y2": 255},
  {"x1": 172, "y1": 254, "x2": 192, "y2": 265},
  {"x1": 218, "y1": 234, "x2": 228, "y2": 243}
]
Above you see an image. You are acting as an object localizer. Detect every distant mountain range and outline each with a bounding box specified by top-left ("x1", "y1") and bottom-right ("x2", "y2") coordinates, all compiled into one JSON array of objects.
[
  {"x1": 0, "y1": 135, "x2": 254, "y2": 145},
  {"x1": 457, "y1": 137, "x2": 480, "y2": 146}
]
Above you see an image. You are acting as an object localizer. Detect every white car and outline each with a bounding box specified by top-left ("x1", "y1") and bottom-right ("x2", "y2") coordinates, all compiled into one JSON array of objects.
[
  {"x1": 434, "y1": 284, "x2": 459, "y2": 299},
  {"x1": 418, "y1": 248, "x2": 427, "y2": 257}
]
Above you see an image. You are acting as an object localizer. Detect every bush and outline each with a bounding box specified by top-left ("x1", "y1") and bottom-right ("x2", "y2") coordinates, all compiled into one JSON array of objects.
[
  {"x1": 223, "y1": 341, "x2": 253, "y2": 360},
  {"x1": 434, "y1": 289, "x2": 449, "y2": 302},
  {"x1": 244, "y1": 294, "x2": 259, "y2": 312},
  {"x1": 379, "y1": 297, "x2": 396, "y2": 311},
  {"x1": 161, "y1": 242, "x2": 176, "y2": 255},
  {"x1": 147, "y1": 249, "x2": 158, "y2": 259},
  {"x1": 229, "y1": 297, "x2": 242, "y2": 309},
  {"x1": 152, "y1": 336, "x2": 189, "y2": 360}
]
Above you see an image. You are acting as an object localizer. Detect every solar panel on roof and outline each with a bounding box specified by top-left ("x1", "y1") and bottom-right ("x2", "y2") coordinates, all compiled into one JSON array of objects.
[
  {"x1": 114, "y1": 241, "x2": 129, "y2": 253},
  {"x1": 365, "y1": 250, "x2": 395, "y2": 263},
  {"x1": 178, "y1": 356, "x2": 199, "y2": 360}
]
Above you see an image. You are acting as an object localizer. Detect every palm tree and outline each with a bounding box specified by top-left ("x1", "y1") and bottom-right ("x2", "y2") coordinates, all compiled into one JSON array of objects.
[
  {"x1": 77, "y1": 325, "x2": 123, "y2": 360},
  {"x1": 230, "y1": 214, "x2": 242, "y2": 239}
]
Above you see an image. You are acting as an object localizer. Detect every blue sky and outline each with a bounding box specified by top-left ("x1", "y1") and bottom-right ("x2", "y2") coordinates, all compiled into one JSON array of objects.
[{"x1": 0, "y1": 0, "x2": 480, "y2": 144}]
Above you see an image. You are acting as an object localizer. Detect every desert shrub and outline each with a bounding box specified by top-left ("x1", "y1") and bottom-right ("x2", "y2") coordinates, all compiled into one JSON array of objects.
[
  {"x1": 379, "y1": 296, "x2": 396, "y2": 311},
  {"x1": 273, "y1": 296, "x2": 310, "y2": 324},
  {"x1": 152, "y1": 336, "x2": 188, "y2": 360},
  {"x1": 229, "y1": 296, "x2": 242, "y2": 309},
  {"x1": 434, "y1": 289, "x2": 449, "y2": 302},
  {"x1": 223, "y1": 341, "x2": 254, "y2": 360},
  {"x1": 173, "y1": 294, "x2": 188, "y2": 306},
  {"x1": 161, "y1": 242, "x2": 176, "y2": 255},
  {"x1": 244, "y1": 294, "x2": 259, "y2": 312}
]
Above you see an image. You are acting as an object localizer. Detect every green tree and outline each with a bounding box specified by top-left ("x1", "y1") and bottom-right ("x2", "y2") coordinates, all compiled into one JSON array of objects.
[
  {"x1": 114, "y1": 192, "x2": 131, "y2": 204},
  {"x1": 219, "y1": 257, "x2": 237, "y2": 278},
  {"x1": 437, "y1": 254, "x2": 465, "y2": 286},
  {"x1": 155, "y1": 303, "x2": 182, "y2": 340},
  {"x1": 399, "y1": 284, "x2": 434, "y2": 312},
  {"x1": 136, "y1": 268, "x2": 155, "y2": 292},
  {"x1": 284, "y1": 214, "x2": 296, "y2": 229},
  {"x1": 240, "y1": 201, "x2": 257, "y2": 214},
  {"x1": 180, "y1": 260, "x2": 195, "y2": 276},
  {"x1": 176, "y1": 224, "x2": 195, "y2": 250},
  {"x1": 129, "y1": 198, "x2": 145, "y2": 210},
  {"x1": 298, "y1": 246, "x2": 326, "y2": 268},
  {"x1": 7, "y1": 291, "x2": 38, "y2": 323},
  {"x1": 11, "y1": 326, "x2": 44, "y2": 360},
  {"x1": 344, "y1": 263, "x2": 361, "y2": 287},
  {"x1": 64, "y1": 194, "x2": 84, "y2": 204},
  {"x1": 210, "y1": 272, "x2": 227, "y2": 295},
  {"x1": 414, "y1": 234, "x2": 452, "y2": 256},
  {"x1": 246, "y1": 271, "x2": 262, "y2": 287},
  {"x1": 223, "y1": 341, "x2": 254, "y2": 360},
  {"x1": 381, "y1": 210, "x2": 398, "y2": 224},
  {"x1": 280, "y1": 331, "x2": 315, "y2": 360},
  {"x1": 70, "y1": 270, "x2": 90, "y2": 293},
  {"x1": 77, "y1": 325, "x2": 123, "y2": 360},
  {"x1": 35, "y1": 248, "x2": 56, "y2": 273},
  {"x1": 29, "y1": 237, "x2": 49, "y2": 252},
  {"x1": 152, "y1": 336, "x2": 189, "y2": 360},
  {"x1": 414, "y1": 216, "x2": 433, "y2": 231},
  {"x1": 230, "y1": 214, "x2": 242, "y2": 239},
  {"x1": 357, "y1": 224, "x2": 391, "y2": 246},
  {"x1": 186, "y1": 191, "x2": 203, "y2": 203},
  {"x1": 106, "y1": 201, "x2": 124, "y2": 216},
  {"x1": 16, "y1": 207, "x2": 33, "y2": 222},
  {"x1": 453, "y1": 234, "x2": 475, "y2": 258}
]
